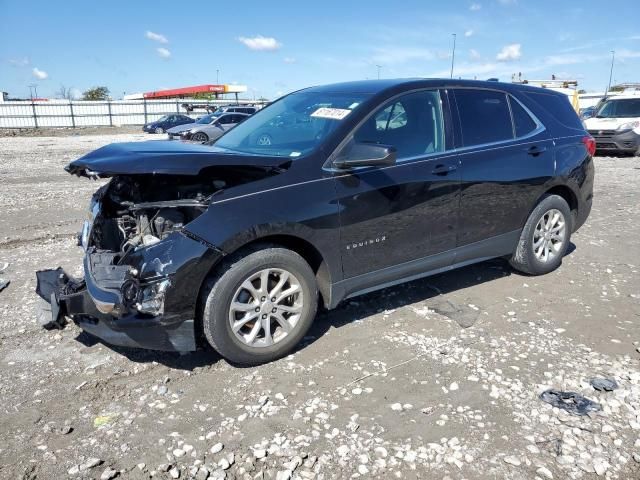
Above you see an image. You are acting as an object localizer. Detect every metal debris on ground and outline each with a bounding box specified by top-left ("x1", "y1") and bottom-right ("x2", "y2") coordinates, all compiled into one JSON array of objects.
[
  {"x1": 0, "y1": 278, "x2": 9, "y2": 293},
  {"x1": 539, "y1": 389, "x2": 602, "y2": 416},
  {"x1": 590, "y1": 378, "x2": 619, "y2": 392}
]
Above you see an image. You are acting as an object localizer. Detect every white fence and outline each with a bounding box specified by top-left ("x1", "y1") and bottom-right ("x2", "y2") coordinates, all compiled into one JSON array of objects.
[{"x1": 0, "y1": 99, "x2": 260, "y2": 128}]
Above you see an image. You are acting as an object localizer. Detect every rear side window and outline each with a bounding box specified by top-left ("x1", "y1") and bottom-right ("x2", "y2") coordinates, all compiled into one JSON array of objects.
[
  {"x1": 509, "y1": 97, "x2": 538, "y2": 137},
  {"x1": 524, "y1": 92, "x2": 583, "y2": 131},
  {"x1": 455, "y1": 89, "x2": 513, "y2": 146}
]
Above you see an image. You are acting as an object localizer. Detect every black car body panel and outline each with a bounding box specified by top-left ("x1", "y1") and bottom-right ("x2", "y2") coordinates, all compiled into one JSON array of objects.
[
  {"x1": 39, "y1": 78, "x2": 594, "y2": 352},
  {"x1": 66, "y1": 141, "x2": 294, "y2": 177}
]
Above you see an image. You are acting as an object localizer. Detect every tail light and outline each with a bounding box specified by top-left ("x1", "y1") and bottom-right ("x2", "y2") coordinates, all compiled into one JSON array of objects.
[{"x1": 582, "y1": 135, "x2": 596, "y2": 157}]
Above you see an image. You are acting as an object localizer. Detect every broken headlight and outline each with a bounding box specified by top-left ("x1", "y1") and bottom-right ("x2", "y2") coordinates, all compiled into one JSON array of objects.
[{"x1": 135, "y1": 279, "x2": 171, "y2": 316}]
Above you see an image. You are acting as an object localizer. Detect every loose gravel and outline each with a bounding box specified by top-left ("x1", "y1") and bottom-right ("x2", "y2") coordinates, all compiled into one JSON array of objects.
[{"x1": 0, "y1": 134, "x2": 639, "y2": 479}]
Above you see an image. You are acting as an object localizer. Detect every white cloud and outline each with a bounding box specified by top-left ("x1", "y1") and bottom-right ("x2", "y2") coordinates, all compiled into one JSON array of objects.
[
  {"x1": 32, "y1": 67, "x2": 48, "y2": 80},
  {"x1": 238, "y1": 35, "x2": 282, "y2": 51},
  {"x1": 469, "y1": 49, "x2": 481, "y2": 60},
  {"x1": 496, "y1": 43, "x2": 522, "y2": 61},
  {"x1": 156, "y1": 47, "x2": 171, "y2": 58},
  {"x1": 283, "y1": 57, "x2": 296, "y2": 64},
  {"x1": 470, "y1": 3, "x2": 481, "y2": 10},
  {"x1": 9, "y1": 57, "x2": 29, "y2": 67},
  {"x1": 146, "y1": 31, "x2": 168, "y2": 44},
  {"x1": 464, "y1": 29, "x2": 474, "y2": 37}
]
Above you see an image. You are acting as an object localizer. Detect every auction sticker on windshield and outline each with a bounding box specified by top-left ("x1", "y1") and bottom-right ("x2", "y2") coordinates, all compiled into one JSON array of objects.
[{"x1": 311, "y1": 107, "x2": 352, "y2": 120}]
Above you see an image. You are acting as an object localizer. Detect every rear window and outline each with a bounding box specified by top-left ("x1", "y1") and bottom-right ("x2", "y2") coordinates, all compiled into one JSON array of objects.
[
  {"x1": 524, "y1": 92, "x2": 583, "y2": 131},
  {"x1": 455, "y1": 89, "x2": 513, "y2": 146},
  {"x1": 509, "y1": 97, "x2": 538, "y2": 137}
]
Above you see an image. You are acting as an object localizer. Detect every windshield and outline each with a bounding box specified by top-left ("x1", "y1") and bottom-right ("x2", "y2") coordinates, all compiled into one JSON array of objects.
[
  {"x1": 156, "y1": 115, "x2": 169, "y2": 122},
  {"x1": 596, "y1": 98, "x2": 640, "y2": 118},
  {"x1": 196, "y1": 114, "x2": 216, "y2": 124},
  {"x1": 215, "y1": 91, "x2": 370, "y2": 157}
]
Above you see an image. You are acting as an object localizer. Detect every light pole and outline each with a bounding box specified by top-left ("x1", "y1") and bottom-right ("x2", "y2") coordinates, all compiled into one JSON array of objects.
[
  {"x1": 605, "y1": 50, "x2": 615, "y2": 98},
  {"x1": 376, "y1": 64, "x2": 382, "y2": 80},
  {"x1": 216, "y1": 69, "x2": 220, "y2": 84},
  {"x1": 450, "y1": 33, "x2": 457, "y2": 79}
]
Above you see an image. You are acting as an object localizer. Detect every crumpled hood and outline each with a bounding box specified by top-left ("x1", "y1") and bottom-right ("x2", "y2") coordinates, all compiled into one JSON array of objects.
[{"x1": 65, "y1": 140, "x2": 291, "y2": 177}]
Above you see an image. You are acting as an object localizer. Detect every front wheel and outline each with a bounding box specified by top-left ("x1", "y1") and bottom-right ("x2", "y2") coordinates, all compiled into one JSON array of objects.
[
  {"x1": 154, "y1": 127, "x2": 164, "y2": 134},
  {"x1": 191, "y1": 132, "x2": 209, "y2": 143},
  {"x1": 510, "y1": 194, "x2": 572, "y2": 275},
  {"x1": 201, "y1": 246, "x2": 318, "y2": 365}
]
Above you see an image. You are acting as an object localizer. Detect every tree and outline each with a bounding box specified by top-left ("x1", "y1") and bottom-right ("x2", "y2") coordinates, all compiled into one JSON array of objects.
[
  {"x1": 82, "y1": 86, "x2": 110, "y2": 101},
  {"x1": 56, "y1": 84, "x2": 75, "y2": 100}
]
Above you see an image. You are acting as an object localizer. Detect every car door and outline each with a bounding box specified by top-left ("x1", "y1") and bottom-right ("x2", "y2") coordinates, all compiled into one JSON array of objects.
[
  {"x1": 334, "y1": 89, "x2": 460, "y2": 279},
  {"x1": 451, "y1": 88, "x2": 555, "y2": 248}
]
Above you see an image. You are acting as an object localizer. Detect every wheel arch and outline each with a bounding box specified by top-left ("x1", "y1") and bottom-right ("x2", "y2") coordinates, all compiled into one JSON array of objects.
[
  {"x1": 198, "y1": 233, "x2": 333, "y2": 315},
  {"x1": 541, "y1": 184, "x2": 579, "y2": 230}
]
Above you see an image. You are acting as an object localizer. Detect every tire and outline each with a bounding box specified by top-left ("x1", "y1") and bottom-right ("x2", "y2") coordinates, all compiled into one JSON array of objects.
[
  {"x1": 154, "y1": 127, "x2": 164, "y2": 134},
  {"x1": 201, "y1": 245, "x2": 318, "y2": 365},
  {"x1": 510, "y1": 194, "x2": 572, "y2": 275},
  {"x1": 192, "y1": 132, "x2": 209, "y2": 143}
]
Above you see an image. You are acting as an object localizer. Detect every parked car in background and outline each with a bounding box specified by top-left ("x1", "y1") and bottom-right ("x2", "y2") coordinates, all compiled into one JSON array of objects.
[
  {"x1": 180, "y1": 112, "x2": 249, "y2": 142},
  {"x1": 166, "y1": 113, "x2": 221, "y2": 139},
  {"x1": 143, "y1": 114, "x2": 194, "y2": 134},
  {"x1": 584, "y1": 94, "x2": 640, "y2": 155},
  {"x1": 216, "y1": 105, "x2": 259, "y2": 115},
  {"x1": 40, "y1": 79, "x2": 594, "y2": 366},
  {"x1": 580, "y1": 106, "x2": 596, "y2": 120}
]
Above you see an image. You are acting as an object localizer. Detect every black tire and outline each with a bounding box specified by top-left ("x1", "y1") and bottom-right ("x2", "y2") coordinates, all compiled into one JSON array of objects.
[
  {"x1": 201, "y1": 245, "x2": 318, "y2": 365},
  {"x1": 510, "y1": 194, "x2": 572, "y2": 275},
  {"x1": 154, "y1": 127, "x2": 164, "y2": 134},
  {"x1": 192, "y1": 132, "x2": 209, "y2": 143}
]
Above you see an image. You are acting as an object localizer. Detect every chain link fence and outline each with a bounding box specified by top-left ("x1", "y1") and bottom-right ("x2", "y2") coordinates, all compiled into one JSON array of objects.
[{"x1": 0, "y1": 99, "x2": 259, "y2": 128}]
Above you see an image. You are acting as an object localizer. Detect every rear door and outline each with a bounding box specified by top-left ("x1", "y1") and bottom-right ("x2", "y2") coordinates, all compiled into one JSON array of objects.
[
  {"x1": 451, "y1": 88, "x2": 555, "y2": 248},
  {"x1": 335, "y1": 89, "x2": 460, "y2": 279}
]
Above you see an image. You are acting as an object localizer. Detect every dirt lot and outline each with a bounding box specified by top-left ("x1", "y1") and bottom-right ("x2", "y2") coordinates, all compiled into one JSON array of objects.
[{"x1": 0, "y1": 133, "x2": 639, "y2": 480}]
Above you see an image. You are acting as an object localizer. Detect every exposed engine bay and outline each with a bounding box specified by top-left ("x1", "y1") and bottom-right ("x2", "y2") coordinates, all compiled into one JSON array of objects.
[{"x1": 86, "y1": 167, "x2": 272, "y2": 255}]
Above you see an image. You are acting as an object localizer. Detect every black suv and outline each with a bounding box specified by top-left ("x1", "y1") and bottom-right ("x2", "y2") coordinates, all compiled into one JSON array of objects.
[{"x1": 38, "y1": 79, "x2": 595, "y2": 365}]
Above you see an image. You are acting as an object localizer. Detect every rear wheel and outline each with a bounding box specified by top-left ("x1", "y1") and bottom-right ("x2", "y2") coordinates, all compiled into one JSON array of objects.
[
  {"x1": 191, "y1": 132, "x2": 209, "y2": 142},
  {"x1": 201, "y1": 245, "x2": 318, "y2": 365},
  {"x1": 510, "y1": 194, "x2": 571, "y2": 275}
]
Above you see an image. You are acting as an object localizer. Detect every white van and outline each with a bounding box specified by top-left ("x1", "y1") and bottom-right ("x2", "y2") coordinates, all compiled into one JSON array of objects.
[{"x1": 584, "y1": 93, "x2": 640, "y2": 155}]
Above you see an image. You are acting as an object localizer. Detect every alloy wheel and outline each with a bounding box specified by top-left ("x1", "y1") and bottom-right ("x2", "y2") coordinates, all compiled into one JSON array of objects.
[
  {"x1": 228, "y1": 268, "x2": 303, "y2": 348},
  {"x1": 532, "y1": 208, "x2": 566, "y2": 262}
]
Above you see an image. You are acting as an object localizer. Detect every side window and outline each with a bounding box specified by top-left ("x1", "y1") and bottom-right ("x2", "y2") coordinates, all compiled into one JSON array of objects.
[
  {"x1": 455, "y1": 89, "x2": 513, "y2": 146},
  {"x1": 353, "y1": 90, "x2": 445, "y2": 160},
  {"x1": 509, "y1": 96, "x2": 538, "y2": 137},
  {"x1": 219, "y1": 115, "x2": 233, "y2": 125}
]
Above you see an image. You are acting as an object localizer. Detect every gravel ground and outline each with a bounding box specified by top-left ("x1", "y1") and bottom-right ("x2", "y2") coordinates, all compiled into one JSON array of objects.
[{"x1": 0, "y1": 134, "x2": 639, "y2": 480}]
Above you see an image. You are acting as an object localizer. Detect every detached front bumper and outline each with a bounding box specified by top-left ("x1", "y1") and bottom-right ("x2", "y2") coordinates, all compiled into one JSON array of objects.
[
  {"x1": 589, "y1": 129, "x2": 640, "y2": 153},
  {"x1": 36, "y1": 231, "x2": 222, "y2": 352}
]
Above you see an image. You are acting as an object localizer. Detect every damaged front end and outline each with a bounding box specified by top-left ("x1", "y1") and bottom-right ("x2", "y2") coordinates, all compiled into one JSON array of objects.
[
  {"x1": 36, "y1": 141, "x2": 289, "y2": 351},
  {"x1": 37, "y1": 173, "x2": 225, "y2": 351}
]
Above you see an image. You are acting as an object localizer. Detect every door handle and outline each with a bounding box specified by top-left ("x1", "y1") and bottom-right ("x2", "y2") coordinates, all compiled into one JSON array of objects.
[
  {"x1": 431, "y1": 164, "x2": 458, "y2": 176},
  {"x1": 526, "y1": 145, "x2": 547, "y2": 156}
]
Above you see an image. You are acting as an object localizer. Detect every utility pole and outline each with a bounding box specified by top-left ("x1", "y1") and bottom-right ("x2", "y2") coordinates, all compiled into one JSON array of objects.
[
  {"x1": 605, "y1": 50, "x2": 615, "y2": 98},
  {"x1": 28, "y1": 84, "x2": 37, "y2": 99},
  {"x1": 450, "y1": 33, "x2": 457, "y2": 79},
  {"x1": 216, "y1": 69, "x2": 220, "y2": 84},
  {"x1": 376, "y1": 65, "x2": 382, "y2": 80}
]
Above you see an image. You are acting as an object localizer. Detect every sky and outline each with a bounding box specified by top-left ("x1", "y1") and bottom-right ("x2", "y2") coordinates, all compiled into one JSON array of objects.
[{"x1": 1, "y1": 0, "x2": 639, "y2": 100}]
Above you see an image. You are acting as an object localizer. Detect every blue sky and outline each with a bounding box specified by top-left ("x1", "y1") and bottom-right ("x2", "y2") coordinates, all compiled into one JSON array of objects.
[{"x1": 1, "y1": 0, "x2": 639, "y2": 99}]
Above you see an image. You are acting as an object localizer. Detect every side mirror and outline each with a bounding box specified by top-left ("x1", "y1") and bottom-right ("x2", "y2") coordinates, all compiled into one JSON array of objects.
[{"x1": 333, "y1": 142, "x2": 397, "y2": 169}]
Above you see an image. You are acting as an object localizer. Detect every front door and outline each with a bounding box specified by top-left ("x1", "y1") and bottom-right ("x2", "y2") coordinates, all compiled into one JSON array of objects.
[{"x1": 334, "y1": 89, "x2": 460, "y2": 279}]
